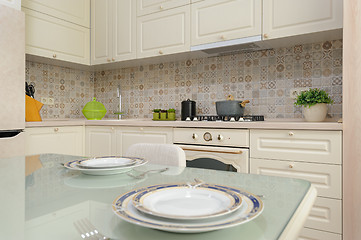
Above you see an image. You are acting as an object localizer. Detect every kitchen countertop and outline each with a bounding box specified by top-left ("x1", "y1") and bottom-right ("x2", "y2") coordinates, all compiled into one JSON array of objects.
[{"x1": 25, "y1": 118, "x2": 343, "y2": 130}]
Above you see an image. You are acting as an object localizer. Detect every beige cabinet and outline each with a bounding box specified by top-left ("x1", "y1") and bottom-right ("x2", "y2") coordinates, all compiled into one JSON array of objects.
[
  {"x1": 250, "y1": 129, "x2": 343, "y2": 238},
  {"x1": 137, "y1": 5, "x2": 190, "y2": 58},
  {"x1": 0, "y1": 0, "x2": 20, "y2": 10},
  {"x1": 263, "y1": 0, "x2": 343, "y2": 40},
  {"x1": 115, "y1": 127, "x2": 173, "y2": 155},
  {"x1": 23, "y1": 8, "x2": 90, "y2": 65},
  {"x1": 137, "y1": 0, "x2": 190, "y2": 16},
  {"x1": 25, "y1": 126, "x2": 84, "y2": 156},
  {"x1": 85, "y1": 126, "x2": 116, "y2": 157},
  {"x1": 22, "y1": 0, "x2": 90, "y2": 27},
  {"x1": 91, "y1": 0, "x2": 136, "y2": 65},
  {"x1": 191, "y1": 0, "x2": 261, "y2": 47}
]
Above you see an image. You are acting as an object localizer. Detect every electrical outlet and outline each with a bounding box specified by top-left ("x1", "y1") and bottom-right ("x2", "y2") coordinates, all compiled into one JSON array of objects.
[
  {"x1": 290, "y1": 88, "x2": 309, "y2": 99},
  {"x1": 48, "y1": 98, "x2": 54, "y2": 105},
  {"x1": 41, "y1": 97, "x2": 48, "y2": 104}
]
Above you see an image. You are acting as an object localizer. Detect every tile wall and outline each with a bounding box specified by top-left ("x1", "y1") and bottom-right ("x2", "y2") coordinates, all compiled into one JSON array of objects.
[{"x1": 26, "y1": 39, "x2": 343, "y2": 120}]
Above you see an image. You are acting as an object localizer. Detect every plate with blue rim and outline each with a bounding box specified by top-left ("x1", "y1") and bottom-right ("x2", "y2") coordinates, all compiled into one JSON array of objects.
[
  {"x1": 112, "y1": 183, "x2": 264, "y2": 233},
  {"x1": 132, "y1": 183, "x2": 243, "y2": 220},
  {"x1": 63, "y1": 157, "x2": 147, "y2": 175}
]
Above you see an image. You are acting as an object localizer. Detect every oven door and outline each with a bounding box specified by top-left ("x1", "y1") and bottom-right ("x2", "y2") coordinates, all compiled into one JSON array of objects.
[{"x1": 176, "y1": 145, "x2": 249, "y2": 173}]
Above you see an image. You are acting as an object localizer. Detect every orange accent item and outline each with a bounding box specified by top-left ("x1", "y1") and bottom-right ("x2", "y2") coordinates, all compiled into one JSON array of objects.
[{"x1": 25, "y1": 95, "x2": 43, "y2": 121}]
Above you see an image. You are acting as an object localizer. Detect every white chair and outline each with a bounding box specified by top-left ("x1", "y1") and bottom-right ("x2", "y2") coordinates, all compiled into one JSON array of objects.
[{"x1": 125, "y1": 143, "x2": 186, "y2": 167}]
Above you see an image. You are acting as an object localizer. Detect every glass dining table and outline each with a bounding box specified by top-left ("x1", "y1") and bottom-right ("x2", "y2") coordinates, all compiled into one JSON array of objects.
[{"x1": 0, "y1": 154, "x2": 316, "y2": 240}]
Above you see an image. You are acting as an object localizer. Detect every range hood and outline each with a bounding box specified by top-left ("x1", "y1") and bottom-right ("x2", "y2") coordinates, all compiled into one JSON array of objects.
[{"x1": 190, "y1": 35, "x2": 271, "y2": 56}]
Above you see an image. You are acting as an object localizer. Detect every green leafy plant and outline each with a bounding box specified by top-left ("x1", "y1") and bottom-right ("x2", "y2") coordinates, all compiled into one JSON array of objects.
[
  {"x1": 153, "y1": 109, "x2": 161, "y2": 113},
  {"x1": 167, "y1": 108, "x2": 175, "y2": 113},
  {"x1": 294, "y1": 88, "x2": 333, "y2": 107}
]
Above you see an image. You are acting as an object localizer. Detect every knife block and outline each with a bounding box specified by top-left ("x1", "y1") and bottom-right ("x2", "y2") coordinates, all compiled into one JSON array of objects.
[{"x1": 25, "y1": 95, "x2": 43, "y2": 121}]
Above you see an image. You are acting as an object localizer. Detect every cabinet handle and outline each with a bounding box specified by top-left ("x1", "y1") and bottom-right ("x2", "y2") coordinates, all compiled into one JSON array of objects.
[
  {"x1": 52, "y1": 54, "x2": 57, "y2": 58},
  {"x1": 54, "y1": 128, "x2": 59, "y2": 132},
  {"x1": 217, "y1": 134, "x2": 224, "y2": 141},
  {"x1": 263, "y1": 34, "x2": 269, "y2": 39},
  {"x1": 289, "y1": 164, "x2": 294, "y2": 169},
  {"x1": 160, "y1": 5, "x2": 163, "y2": 9},
  {"x1": 159, "y1": 50, "x2": 163, "y2": 54},
  {"x1": 140, "y1": 127, "x2": 144, "y2": 131},
  {"x1": 288, "y1": 132, "x2": 294, "y2": 136},
  {"x1": 192, "y1": 133, "x2": 198, "y2": 140},
  {"x1": 107, "y1": 59, "x2": 111, "y2": 62},
  {"x1": 220, "y1": 35, "x2": 226, "y2": 40},
  {"x1": 112, "y1": 58, "x2": 115, "y2": 61},
  {"x1": 111, "y1": 127, "x2": 114, "y2": 130}
]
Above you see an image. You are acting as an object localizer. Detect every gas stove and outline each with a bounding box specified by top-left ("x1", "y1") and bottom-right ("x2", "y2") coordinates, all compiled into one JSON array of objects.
[{"x1": 183, "y1": 115, "x2": 264, "y2": 122}]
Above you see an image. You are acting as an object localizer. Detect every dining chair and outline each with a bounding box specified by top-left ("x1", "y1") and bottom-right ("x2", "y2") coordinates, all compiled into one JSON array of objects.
[{"x1": 125, "y1": 143, "x2": 186, "y2": 167}]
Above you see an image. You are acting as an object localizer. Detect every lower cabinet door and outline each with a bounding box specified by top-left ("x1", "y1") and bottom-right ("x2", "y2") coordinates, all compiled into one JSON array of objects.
[
  {"x1": 298, "y1": 227, "x2": 342, "y2": 240},
  {"x1": 85, "y1": 127, "x2": 115, "y2": 157}
]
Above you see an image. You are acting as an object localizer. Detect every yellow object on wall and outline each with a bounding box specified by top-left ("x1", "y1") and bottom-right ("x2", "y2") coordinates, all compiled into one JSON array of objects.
[{"x1": 25, "y1": 95, "x2": 43, "y2": 121}]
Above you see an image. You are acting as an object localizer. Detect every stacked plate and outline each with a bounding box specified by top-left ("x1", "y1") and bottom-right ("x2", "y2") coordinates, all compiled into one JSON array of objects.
[
  {"x1": 112, "y1": 182, "x2": 264, "y2": 233},
  {"x1": 63, "y1": 156, "x2": 147, "y2": 175}
]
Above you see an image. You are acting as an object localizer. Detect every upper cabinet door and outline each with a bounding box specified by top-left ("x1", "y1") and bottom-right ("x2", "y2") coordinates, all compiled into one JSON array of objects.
[
  {"x1": 263, "y1": 0, "x2": 343, "y2": 40},
  {"x1": 22, "y1": 0, "x2": 90, "y2": 27},
  {"x1": 137, "y1": 0, "x2": 190, "y2": 16},
  {"x1": 113, "y1": 0, "x2": 136, "y2": 61},
  {"x1": 191, "y1": 0, "x2": 262, "y2": 47},
  {"x1": 91, "y1": 0, "x2": 112, "y2": 65},
  {"x1": 137, "y1": 5, "x2": 190, "y2": 58}
]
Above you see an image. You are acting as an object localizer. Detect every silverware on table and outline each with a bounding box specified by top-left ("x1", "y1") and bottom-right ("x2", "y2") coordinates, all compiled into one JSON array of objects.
[
  {"x1": 73, "y1": 218, "x2": 109, "y2": 240},
  {"x1": 127, "y1": 167, "x2": 169, "y2": 179}
]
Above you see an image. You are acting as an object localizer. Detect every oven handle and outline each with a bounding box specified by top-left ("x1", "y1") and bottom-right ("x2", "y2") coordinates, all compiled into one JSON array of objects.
[{"x1": 177, "y1": 145, "x2": 244, "y2": 154}]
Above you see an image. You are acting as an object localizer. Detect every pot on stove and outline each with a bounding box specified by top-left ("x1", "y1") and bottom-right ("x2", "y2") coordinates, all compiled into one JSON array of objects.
[
  {"x1": 181, "y1": 99, "x2": 196, "y2": 120},
  {"x1": 216, "y1": 95, "x2": 250, "y2": 117}
]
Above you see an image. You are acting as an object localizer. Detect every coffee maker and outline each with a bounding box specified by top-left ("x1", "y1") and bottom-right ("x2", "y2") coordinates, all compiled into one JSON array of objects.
[{"x1": 181, "y1": 99, "x2": 196, "y2": 121}]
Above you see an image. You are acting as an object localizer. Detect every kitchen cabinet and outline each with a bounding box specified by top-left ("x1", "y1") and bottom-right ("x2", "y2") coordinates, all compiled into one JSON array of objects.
[
  {"x1": 115, "y1": 127, "x2": 173, "y2": 155},
  {"x1": 91, "y1": 0, "x2": 136, "y2": 65},
  {"x1": 298, "y1": 227, "x2": 342, "y2": 240},
  {"x1": 22, "y1": 0, "x2": 90, "y2": 27},
  {"x1": 85, "y1": 126, "x2": 116, "y2": 157},
  {"x1": 0, "y1": 0, "x2": 20, "y2": 10},
  {"x1": 137, "y1": 5, "x2": 190, "y2": 58},
  {"x1": 263, "y1": 0, "x2": 343, "y2": 40},
  {"x1": 191, "y1": 0, "x2": 261, "y2": 47},
  {"x1": 137, "y1": 0, "x2": 190, "y2": 16},
  {"x1": 25, "y1": 126, "x2": 84, "y2": 156},
  {"x1": 250, "y1": 129, "x2": 343, "y2": 237},
  {"x1": 23, "y1": 8, "x2": 90, "y2": 65}
]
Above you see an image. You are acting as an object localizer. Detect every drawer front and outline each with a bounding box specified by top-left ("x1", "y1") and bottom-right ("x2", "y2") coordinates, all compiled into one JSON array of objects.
[
  {"x1": 137, "y1": 0, "x2": 190, "y2": 16},
  {"x1": 305, "y1": 197, "x2": 342, "y2": 234},
  {"x1": 298, "y1": 227, "x2": 342, "y2": 240},
  {"x1": 250, "y1": 158, "x2": 342, "y2": 199},
  {"x1": 250, "y1": 130, "x2": 342, "y2": 164},
  {"x1": 174, "y1": 128, "x2": 249, "y2": 147}
]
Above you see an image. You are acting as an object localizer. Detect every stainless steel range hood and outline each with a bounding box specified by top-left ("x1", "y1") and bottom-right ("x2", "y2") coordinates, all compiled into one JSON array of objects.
[{"x1": 191, "y1": 35, "x2": 271, "y2": 55}]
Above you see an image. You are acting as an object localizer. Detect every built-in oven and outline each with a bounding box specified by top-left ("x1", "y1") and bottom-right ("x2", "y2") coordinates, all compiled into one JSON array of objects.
[{"x1": 174, "y1": 128, "x2": 249, "y2": 173}]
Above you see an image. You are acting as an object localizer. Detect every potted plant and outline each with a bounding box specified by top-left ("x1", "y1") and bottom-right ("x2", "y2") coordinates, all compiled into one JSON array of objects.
[
  {"x1": 167, "y1": 108, "x2": 176, "y2": 120},
  {"x1": 152, "y1": 109, "x2": 161, "y2": 120},
  {"x1": 160, "y1": 109, "x2": 167, "y2": 120},
  {"x1": 294, "y1": 88, "x2": 333, "y2": 122}
]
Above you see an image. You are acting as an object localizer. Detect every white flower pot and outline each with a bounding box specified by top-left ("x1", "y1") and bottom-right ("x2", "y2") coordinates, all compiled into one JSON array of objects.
[{"x1": 303, "y1": 103, "x2": 328, "y2": 122}]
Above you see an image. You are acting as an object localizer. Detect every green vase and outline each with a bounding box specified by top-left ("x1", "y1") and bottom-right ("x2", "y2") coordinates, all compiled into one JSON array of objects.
[
  {"x1": 160, "y1": 112, "x2": 167, "y2": 120},
  {"x1": 167, "y1": 112, "x2": 175, "y2": 120},
  {"x1": 153, "y1": 112, "x2": 160, "y2": 120}
]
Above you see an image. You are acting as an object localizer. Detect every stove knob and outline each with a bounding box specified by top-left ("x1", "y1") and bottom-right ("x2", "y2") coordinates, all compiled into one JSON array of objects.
[
  {"x1": 192, "y1": 133, "x2": 198, "y2": 140},
  {"x1": 217, "y1": 134, "x2": 224, "y2": 141}
]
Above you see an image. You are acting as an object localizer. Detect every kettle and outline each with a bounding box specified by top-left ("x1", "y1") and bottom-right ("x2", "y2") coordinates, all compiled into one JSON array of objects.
[{"x1": 181, "y1": 99, "x2": 196, "y2": 120}]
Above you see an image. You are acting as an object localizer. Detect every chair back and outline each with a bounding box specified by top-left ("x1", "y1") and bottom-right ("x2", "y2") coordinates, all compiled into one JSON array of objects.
[{"x1": 125, "y1": 143, "x2": 186, "y2": 167}]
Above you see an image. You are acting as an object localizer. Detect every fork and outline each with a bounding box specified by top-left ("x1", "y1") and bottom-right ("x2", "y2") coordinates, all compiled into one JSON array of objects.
[
  {"x1": 127, "y1": 167, "x2": 169, "y2": 179},
  {"x1": 73, "y1": 218, "x2": 109, "y2": 240}
]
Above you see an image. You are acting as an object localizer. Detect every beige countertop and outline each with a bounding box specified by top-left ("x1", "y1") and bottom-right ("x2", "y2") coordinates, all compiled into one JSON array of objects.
[{"x1": 25, "y1": 118, "x2": 343, "y2": 130}]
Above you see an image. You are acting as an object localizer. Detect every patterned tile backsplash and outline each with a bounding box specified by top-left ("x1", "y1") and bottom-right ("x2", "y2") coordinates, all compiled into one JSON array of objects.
[{"x1": 26, "y1": 39, "x2": 343, "y2": 120}]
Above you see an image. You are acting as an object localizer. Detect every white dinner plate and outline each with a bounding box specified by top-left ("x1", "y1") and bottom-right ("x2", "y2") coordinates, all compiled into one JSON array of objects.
[
  {"x1": 112, "y1": 183, "x2": 263, "y2": 233},
  {"x1": 132, "y1": 184, "x2": 242, "y2": 220},
  {"x1": 63, "y1": 157, "x2": 147, "y2": 175},
  {"x1": 78, "y1": 156, "x2": 137, "y2": 169}
]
